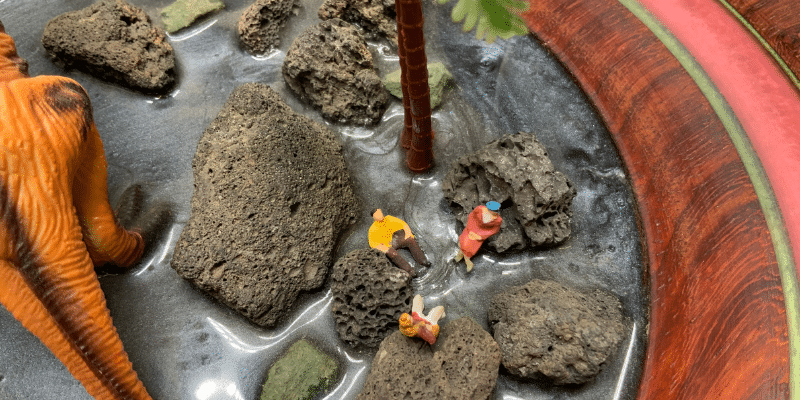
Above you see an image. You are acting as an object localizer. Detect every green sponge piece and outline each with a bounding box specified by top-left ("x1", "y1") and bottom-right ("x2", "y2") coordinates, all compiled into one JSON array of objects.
[
  {"x1": 161, "y1": 0, "x2": 225, "y2": 33},
  {"x1": 259, "y1": 339, "x2": 338, "y2": 400},
  {"x1": 383, "y1": 62, "x2": 454, "y2": 109}
]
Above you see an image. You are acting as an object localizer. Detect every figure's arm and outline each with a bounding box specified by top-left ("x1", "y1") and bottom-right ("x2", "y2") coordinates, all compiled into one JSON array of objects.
[{"x1": 396, "y1": 217, "x2": 413, "y2": 239}]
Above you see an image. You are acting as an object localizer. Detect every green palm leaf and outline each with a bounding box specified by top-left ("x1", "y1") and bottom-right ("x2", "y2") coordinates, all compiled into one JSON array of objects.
[{"x1": 439, "y1": 0, "x2": 529, "y2": 42}]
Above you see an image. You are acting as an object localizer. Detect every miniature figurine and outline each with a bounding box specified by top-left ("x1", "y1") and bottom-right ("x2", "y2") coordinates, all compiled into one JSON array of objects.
[
  {"x1": 454, "y1": 201, "x2": 503, "y2": 272},
  {"x1": 399, "y1": 294, "x2": 446, "y2": 345},
  {"x1": 368, "y1": 208, "x2": 430, "y2": 276},
  {"x1": 0, "y1": 21, "x2": 153, "y2": 400}
]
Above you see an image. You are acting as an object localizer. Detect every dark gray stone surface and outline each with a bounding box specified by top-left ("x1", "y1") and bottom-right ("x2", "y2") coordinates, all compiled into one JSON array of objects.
[
  {"x1": 238, "y1": 0, "x2": 298, "y2": 54},
  {"x1": 41, "y1": 0, "x2": 176, "y2": 94},
  {"x1": 282, "y1": 19, "x2": 388, "y2": 124},
  {"x1": 171, "y1": 83, "x2": 360, "y2": 327},
  {"x1": 357, "y1": 317, "x2": 501, "y2": 400},
  {"x1": 330, "y1": 248, "x2": 412, "y2": 348},
  {"x1": 318, "y1": 0, "x2": 397, "y2": 45},
  {"x1": 488, "y1": 279, "x2": 626, "y2": 385},
  {"x1": 442, "y1": 132, "x2": 576, "y2": 253}
]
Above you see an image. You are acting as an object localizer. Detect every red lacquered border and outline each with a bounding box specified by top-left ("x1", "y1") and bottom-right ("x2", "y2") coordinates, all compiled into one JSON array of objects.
[{"x1": 522, "y1": 0, "x2": 792, "y2": 398}]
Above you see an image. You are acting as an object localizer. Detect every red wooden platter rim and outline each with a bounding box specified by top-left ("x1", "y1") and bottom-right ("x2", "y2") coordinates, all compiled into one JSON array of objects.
[{"x1": 521, "y1": 0, "x2": 800, "y2": 398}]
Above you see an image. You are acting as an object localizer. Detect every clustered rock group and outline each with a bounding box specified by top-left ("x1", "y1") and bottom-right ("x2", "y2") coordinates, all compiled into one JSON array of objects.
[{"x1": 39, "y1": 0, "x2": 629, "y2": 399}]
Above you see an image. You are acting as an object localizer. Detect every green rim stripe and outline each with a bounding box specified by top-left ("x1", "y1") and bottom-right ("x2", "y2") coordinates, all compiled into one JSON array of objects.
[
  {"x1": 616, "y1": 0, "x2": 800, "y2": 398},
  {"x1": 716, "y1": 0, "x2": 800, "y2": 92}
]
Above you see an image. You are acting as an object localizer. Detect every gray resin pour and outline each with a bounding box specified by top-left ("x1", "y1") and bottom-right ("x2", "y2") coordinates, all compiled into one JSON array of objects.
[{"x1": 0, "y1": 0, "x2": 646, "y2": 399}]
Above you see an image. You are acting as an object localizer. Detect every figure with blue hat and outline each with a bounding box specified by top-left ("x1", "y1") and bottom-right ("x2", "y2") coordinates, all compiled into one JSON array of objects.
[{"x1": 454, "y1": 201, "x2": 503, "y2": 272}]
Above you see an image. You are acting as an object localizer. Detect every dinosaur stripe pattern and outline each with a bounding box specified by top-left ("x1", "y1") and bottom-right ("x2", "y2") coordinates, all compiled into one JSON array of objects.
[{"x1": 1, "y1": 21, "x2": 152, "y2": 400}]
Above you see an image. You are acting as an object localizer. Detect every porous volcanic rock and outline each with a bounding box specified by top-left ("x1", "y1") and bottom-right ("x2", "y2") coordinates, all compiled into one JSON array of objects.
[
  {"x1": 238, "y1": 0, "x2": 298, "y2": 54},
  {"x1": 442, "y1": 132, "x2": 576, "y2": 253},
  {"x1": 41, "y1": 0, "x2": 176, "y2": 94},
  {"x1": 283, "y1": 19, "x2": 388, "y2": 124},
  {"x1": 357, "y1": 317, "x2": 501, "y2": 400},
  {"x1": 171, "y1": 83, "x2": 360, "y2": 328},
  {"x1": 488, "y1": 279, "x2": 626, "y2": 385},
  {"x1": 331, "y1": 248, "x2": 412, "y2": 348},
  {"x1": 318, "y1": 0, "x2": 397, "y2": 45}
]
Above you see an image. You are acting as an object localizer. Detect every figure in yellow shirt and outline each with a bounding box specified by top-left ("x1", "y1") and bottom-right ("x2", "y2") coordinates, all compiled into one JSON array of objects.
[{"x1": 368, "y1": 209, "x2": 430, "y2": 276}]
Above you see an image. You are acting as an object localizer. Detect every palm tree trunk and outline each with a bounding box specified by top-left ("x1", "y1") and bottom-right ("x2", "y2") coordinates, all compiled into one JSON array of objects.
[{"x1": 396, "y1": 0, "x2": 434, "y2": 172}]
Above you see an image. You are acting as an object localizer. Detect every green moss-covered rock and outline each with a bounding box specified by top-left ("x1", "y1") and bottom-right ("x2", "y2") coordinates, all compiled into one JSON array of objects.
[
  {"x1": 260, "y1": 339, "x2": 338, "y2": 400},
  {"x1": 383, "y1": 62, "x2": 453, "y2": 109},
  {"x1": 161, "y1": 0, "x2": 225, "y2": 33}
]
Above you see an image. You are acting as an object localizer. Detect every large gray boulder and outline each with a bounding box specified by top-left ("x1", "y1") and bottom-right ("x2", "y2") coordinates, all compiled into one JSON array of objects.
[
  {"x1": 357, "y1": 317, "x2": 501, "y2": 400},
  {"x1": 171, "y1": 83, "x2": 360, "y2": 327},
  {"x1": 488, "y1": 279, "x2": 626, "y2": 385},
  {"x1": 331, "y1": 248, "x2": 412, "y2": 348},
  {"x1": 42, "y1": 0, "x2": 176, "y2": 94},
  {"x1": 442, "y1": 132, "x2": 576, "y2": 253},
  {"x1": 283, "y1": 19, "x2": 388, "y2": 124}
]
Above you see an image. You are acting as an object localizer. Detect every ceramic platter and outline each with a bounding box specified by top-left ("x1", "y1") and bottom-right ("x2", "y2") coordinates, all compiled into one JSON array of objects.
[{"x1": 1, "y1": 0, "x2": 798, "y2": 399}]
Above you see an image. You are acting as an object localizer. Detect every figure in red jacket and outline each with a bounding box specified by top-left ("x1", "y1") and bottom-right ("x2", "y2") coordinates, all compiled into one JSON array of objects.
[{"x1": 454, "y1": 201, "x2": 502, "y2": 272}]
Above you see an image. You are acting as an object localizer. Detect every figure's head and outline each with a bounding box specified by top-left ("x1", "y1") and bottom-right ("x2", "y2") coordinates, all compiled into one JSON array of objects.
[
  {"x1": 371, "y1": 208, "x2": 384, "y2": 222},
  {"x1": 486, "y1": 201, "x2": 501, "y2": 211},
  {"x1": 0, "y1": 20, "x2": 30, "y2": 82}
]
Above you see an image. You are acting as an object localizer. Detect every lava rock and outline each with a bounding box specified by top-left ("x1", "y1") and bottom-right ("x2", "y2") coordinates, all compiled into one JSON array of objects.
[
  {"x1": 357, "y1": 317, "x2": 501, "y2": 400},
  {"x1": 283, "y1": 19, "x2": 388, "y2": 124},
  {"x1": 318, "y1": 0, "x2": 397, "y2": 45},
  {"x1": 42, "y1": 0, "x2": 176, "y2": 94},
  {"x1": 171, "y1": 83, "x2": 360, "y2": 327},
  {"x1": 442, "y1": 132, "x2": 576, "y2": 253},
  {"x1": 331, "y1": 248, "x2": 412, "y2": 348},
  {"x1": 259, "y1": 339, "x2": 338, "y2": 400},
  {"x1": 488, "y1": 279, "x2": 626, "y2": 385},
  {"x1": 161, "y1": 0, "x2": 225, "y2": 33},
  {"x1": 238, "y1": 0, "x2": 298, "y2": 54}
]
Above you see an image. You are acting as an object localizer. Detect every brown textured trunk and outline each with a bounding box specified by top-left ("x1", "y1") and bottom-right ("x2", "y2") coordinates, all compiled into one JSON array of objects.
[{"x1": 396, "y1": 0, "x2": 434, "y2": 172}]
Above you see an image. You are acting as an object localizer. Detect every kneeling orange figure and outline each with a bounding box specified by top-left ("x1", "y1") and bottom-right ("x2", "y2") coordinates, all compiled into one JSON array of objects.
[{"x1": 399, "y1": 294, "x2": 445, "y2": 345}]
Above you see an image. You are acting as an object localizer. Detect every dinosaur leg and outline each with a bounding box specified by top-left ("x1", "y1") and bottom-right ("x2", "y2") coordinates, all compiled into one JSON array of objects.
[
  {"x1": 0, "y1": 260, "x2": 117, "y2": 400},
  {"x1": 72, "y1": 123, "x2": 144, "y2": 268},
  {"x1": 9, "y1": 219, "x2": 153, "y2": 400},
  {"x1": 0, "y1": 180, "x2": 151, "y2": 400}
]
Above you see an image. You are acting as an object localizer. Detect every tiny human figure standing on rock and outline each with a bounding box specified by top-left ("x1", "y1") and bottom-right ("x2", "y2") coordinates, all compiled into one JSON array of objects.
[
  {"x1": 454, "y1": 201, "x2": 503, "y2": 272},
  {"x1": 368, "y1": 209, "x2": 430, "y2": 277}
]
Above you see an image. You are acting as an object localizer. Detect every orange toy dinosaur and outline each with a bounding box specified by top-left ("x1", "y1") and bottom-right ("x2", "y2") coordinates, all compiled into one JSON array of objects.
[{"x1": 0, "y1": 21, "x2": 153, "y2": 400}]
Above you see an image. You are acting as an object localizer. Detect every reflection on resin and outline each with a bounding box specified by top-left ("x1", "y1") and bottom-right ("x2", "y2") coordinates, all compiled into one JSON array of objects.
[{"x1": 195, "y1": 379, "x2": 246, "y2": 400}]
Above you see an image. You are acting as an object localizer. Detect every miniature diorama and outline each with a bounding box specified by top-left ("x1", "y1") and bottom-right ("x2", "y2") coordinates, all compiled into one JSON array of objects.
[{"x1": 0, "y1": 0, "x2": 660, "y2": 399}]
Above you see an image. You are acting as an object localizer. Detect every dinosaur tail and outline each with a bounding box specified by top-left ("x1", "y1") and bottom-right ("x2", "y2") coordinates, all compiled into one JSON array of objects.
[{"x1": 0, "y1": 259, "x2": 153, "y2": 400}]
